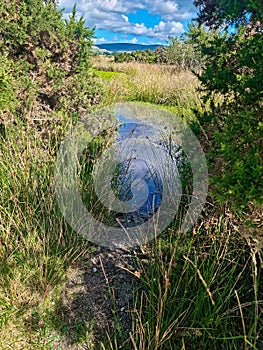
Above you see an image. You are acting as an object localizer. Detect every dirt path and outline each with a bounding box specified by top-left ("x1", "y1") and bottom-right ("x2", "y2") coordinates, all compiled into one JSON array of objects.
[{"x1": 54, "y1": 247, "x2": 142, "y2": 349}]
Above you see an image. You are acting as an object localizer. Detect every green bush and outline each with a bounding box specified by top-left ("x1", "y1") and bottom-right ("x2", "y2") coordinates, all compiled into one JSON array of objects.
[
  {"x1": 191, "y1": 1, "x2": 263, "y2": 210},
  {"x1": 0, "y1": 0, "x2": 103, "y2": 134},
  {"x1": 0, "y1": 3, "x2": 106, "y2": 346}
]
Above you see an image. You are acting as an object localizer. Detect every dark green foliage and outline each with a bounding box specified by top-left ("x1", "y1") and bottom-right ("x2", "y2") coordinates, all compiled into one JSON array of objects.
[
  {"x1": 191, "y1": 1, "x2": 263, "y2": 209},
  {"x1": 194, "y1": 0, "x2": 263, "y2": 28},
  {"x1": 0, "y1": 0, "x2": 102, "y2": 132},
  {"x1": 113, "y1": 48, "x2": 161, "y2": 64}
]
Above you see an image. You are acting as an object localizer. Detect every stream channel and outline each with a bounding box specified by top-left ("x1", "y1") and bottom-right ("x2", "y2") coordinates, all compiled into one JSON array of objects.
[{"x1": 99, "y1": 104, "x2": 182, "y2": 229}]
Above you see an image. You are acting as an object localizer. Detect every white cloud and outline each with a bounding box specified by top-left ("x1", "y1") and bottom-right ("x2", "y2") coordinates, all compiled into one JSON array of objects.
[
  {"x1": 59, "y1": 0, "x2": 195, "y2": 41},
  {"x1": 148, "y1": 1, "x2": 179, "y2": 20},
  {"x1": 130, "y1": 37, "x2": 138, "y2": 43},
  {"x1": 125, "y1": 20, "x2": 184, "y2": 40},
  {"x1": 133, "y1": 23, "x2": 147, "y2": 35},
  {"x1": 121, "y1": 14, "x2": 129, "y2": 22},
  {"x1": 154, "y1": 21, "x2": 184, "y2": 35},
  {"x1": 94, "y1": 37, "x2": 106, "y2": 43}
]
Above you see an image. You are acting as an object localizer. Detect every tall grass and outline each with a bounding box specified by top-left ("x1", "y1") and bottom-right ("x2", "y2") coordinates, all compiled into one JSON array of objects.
[
  {"x1": 130, "y1": 216, "x2": 262, "y2": 349},
  {"x1": 92, "y1": 57, "x2": 204, "y2": 121},
  {"x1": 0, "y1": 121, "x2": 92, "y2": 347},
  {"x1": 100, "y1": 206, "x2": 262, "y2": 350}
]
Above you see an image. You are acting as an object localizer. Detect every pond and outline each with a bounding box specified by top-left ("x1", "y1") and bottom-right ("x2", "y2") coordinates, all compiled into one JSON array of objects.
[
  {"x1": 103, "y1": 104, "x2": 182, "y2": 228},
  {"x1": 55, "y1": 102, "x2": 208, "y2": 248}
]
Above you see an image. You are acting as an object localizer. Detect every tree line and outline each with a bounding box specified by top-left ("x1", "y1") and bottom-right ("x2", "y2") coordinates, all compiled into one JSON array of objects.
[{"x1": 113, "y1": 33, "x2": 205, "y2": 70}]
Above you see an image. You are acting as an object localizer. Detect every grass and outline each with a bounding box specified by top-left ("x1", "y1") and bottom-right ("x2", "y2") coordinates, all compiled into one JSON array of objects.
[
  {"x1": 98, "y1": 203, "x2": 262, "y2": 350},
  {"x1": 132, "y1": 216, "x2": 262, "y2": 350},
  {"x1": 0, "y1": 56, "x2": 262, "y2": 349},
  {"x1": 93, "y1": 69, "x2": 123, "y2": 82},
  {"x1": 92, "y1": 56, "x2": 206, "y2": 122},
  {"x1": 0, "y1": 117, "x2": 113, "y2": 348}
]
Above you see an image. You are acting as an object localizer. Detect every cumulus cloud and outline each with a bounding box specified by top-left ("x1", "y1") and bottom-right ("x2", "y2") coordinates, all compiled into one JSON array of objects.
[
  {"x1": 128, "y1": 20, "x2": 183, "y2": 39},
  {"x1": 59, "y1": 0, "x2": 196, "y2": 41},
  {"x1": 121, "y1": 14, "x2": 129, "y2": 22},
  {"x1": 130, "y1": 37, "x2": 138, "y2": 44},
  {"x1": 148, "y1": 1, "x2": 179, "y2": 20},
  {"x1": 154, "y1": 21, "x2": 184, "y2": 35}
]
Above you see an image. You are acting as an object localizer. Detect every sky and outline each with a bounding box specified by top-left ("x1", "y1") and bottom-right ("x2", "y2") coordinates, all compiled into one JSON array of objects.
[{"x1": 58, "y1": 0, "x2": 197, "y2": 45}]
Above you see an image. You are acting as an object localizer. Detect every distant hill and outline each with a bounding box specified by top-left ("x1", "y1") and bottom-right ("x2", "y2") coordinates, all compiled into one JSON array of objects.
[{"x1": 96, "y1": 43, "x2": 164, "y2": 53}]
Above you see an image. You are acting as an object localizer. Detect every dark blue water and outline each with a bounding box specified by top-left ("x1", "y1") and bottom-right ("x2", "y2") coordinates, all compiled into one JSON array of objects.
[{"x1": 112, "y1": 115, "x2": 164, "y2": 227}]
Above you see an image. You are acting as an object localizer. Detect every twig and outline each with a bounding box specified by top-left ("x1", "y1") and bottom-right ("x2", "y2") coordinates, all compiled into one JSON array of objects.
[
  {"x1": 184, "y1": 256, "x2": 215, "y2": 306},
  {"x1": 99, "y1": 256, "x2": 109, "y2": 285},
  {"x1": 235, "y1": 289, "x2": 247, "y2": 349}
]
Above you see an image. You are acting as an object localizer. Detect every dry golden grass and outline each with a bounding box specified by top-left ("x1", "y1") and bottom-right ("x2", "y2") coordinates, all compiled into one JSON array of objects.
[{"x1": 92, "y1": 56, "x2": 203, "y2": 120}]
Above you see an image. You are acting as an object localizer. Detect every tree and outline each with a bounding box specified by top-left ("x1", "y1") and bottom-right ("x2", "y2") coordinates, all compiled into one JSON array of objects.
[
  {"x1": 194, "y1": 0, "x2": 263, "y2": 28},
  {"x1": 167, "y1": 32, "x2": 205, "y2": 69},
  {"x1": 191, "y1": 0, "x2": 263, "y2": 209}
]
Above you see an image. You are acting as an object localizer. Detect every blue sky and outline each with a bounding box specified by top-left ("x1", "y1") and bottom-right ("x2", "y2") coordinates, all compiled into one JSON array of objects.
[{"x1": 58, "y1": 0, "x2": 197, "y2": 45}]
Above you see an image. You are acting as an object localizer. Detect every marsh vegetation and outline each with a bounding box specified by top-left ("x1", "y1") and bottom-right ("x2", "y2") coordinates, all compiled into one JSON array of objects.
[{"x1": 0, "y1": 0, "x2": 262, "y2": 349}]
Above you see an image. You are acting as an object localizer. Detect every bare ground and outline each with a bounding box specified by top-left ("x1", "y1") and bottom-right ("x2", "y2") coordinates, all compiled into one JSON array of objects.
[{"x1": 53, "y1": 247, "x2": 142, "y2": 349}]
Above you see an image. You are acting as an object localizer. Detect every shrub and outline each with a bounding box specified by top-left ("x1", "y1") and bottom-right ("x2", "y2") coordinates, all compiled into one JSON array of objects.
[
  {"x1": 0, "y1": 1, "x2": 103, "y2": 135},
  {"x1": 191, "y1": 1, "x2": 263, "y2": 210}
]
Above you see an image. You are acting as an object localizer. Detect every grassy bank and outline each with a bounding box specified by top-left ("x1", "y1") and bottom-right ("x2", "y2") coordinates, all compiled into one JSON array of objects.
[{"x1": 0, "y1": 118, "x2": 91, "y2": 347}]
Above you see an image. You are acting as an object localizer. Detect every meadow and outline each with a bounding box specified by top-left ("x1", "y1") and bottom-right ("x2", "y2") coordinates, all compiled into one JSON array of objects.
[{"x1": 92, "y1": 56, "x2": 203, "y2": 118}]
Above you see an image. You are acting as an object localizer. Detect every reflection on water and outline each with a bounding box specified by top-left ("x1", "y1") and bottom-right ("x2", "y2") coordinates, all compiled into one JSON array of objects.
[{"x1": 112, "y1": 114, "x2": 173, "y2": 228}]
